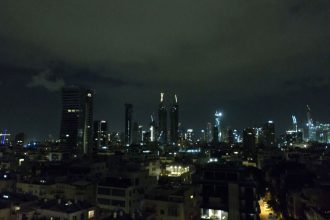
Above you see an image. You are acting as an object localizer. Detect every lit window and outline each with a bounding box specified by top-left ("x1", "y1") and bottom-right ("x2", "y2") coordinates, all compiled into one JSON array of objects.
[{"x1": 88, "y1": 210, "x2": 95, "y2": 219}]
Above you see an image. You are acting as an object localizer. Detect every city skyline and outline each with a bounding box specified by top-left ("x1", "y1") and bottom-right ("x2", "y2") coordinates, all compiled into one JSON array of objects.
[{"x1": 0, "y1": 1, "x2": 329, "y2": 139}]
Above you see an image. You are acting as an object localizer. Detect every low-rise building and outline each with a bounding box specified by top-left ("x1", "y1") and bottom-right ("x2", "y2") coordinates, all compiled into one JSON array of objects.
[
  {"x1": 143, "y1": 185, "x2": 200, "y2": 220},
  {"x1": 96, "y1": 168, "x2": 156, "y2": 216}
]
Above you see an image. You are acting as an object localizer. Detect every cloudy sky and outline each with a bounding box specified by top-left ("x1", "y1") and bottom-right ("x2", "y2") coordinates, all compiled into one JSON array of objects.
[{"x1": 0, "y1": 0, "x2": 329, "y2": 140}]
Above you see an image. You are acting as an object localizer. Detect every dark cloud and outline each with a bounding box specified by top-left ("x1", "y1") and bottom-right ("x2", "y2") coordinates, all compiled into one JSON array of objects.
[{"x1": 26, "y1": 69, "x2": 65, "y2": 92}]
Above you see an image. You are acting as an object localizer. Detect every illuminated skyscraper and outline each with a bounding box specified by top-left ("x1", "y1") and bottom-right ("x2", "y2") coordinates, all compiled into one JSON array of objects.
[
  {"x1": 150, "y1": 114, "x2": 156, "y2": 142},
  {"x1": 215, "y1": 111, "x2": 222, "y2": 142},
  {"x1": 158, "y1": 93, "x2": 167, "y2": 144},
  {"x1": 124, "y1": 103, "x2": 133, "y2": 146},
  {"x1": 170, "y1": 94, "x2": 179, "y2": 145},
  {"x1": 60, "y1": 86, "x2": 94, "y2": 155}
]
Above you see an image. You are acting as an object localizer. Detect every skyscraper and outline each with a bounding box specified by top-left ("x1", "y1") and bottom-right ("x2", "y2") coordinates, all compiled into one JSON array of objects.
[
  {"x1": 158, "y1": 93, "x2": 167, "y2": 144},
  {"x1": 59, "y1": 86, "x2": 94, "y2": 155},
  {"x1": 93, "y1": 120, "x2": 108, "y2": 152},
  {"x1": 132, "y1": 122, "x2": 140, "y2": 145},
  {"x1": 262, "y1": 121, "x2": 275, "y2": 148},
  {"x1": 124, "y1": 103, "x2": 133, "y2": 146},
  {"x1": 243, "y1": 128, "x2": 256, "y2": 154},
  {"x1": 215, "y1": 111, "x2": 222, "y2": 142},
  {"x1": 150, "y1": 114, "x2": 156, "y2": 142},
  {"x1": 170, "y1": 94, "x2": 179, "y2": 145},
  {"x1": 206, "y1": 122, "x2": 213, "y2": 143}
]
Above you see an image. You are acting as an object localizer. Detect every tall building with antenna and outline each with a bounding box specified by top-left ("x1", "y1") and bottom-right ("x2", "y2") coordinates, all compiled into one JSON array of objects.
[{"x1": 170, "y1": 94, "x2": 179, "y2": 145}]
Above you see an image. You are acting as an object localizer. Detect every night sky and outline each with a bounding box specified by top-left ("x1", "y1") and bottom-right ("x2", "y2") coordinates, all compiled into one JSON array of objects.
[{"x1": 0, "y1": 0, "x2": 330, "y2": 140}]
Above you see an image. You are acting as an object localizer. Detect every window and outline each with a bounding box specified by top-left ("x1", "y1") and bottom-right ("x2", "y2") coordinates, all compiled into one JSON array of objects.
[
  {"x1": 160, "y1": 209, "x2": 165, "y2": 215},
  {"x1": 227, "y1": 173, "x2": 238, "y2": 181},
  {"x1": 112, "y1": 189, "x2": 125, "y2": 197},
  {"x1": 97, "y1": 187, "x2": 110, "y2": 195},
  {"x1": 80, "y1": 213, "x2": 85, "y2": 220},
  {"x1": 97, "y1": 198, "x2": 110, "y2": 205},
  {"x1": 88, "y1": 210, "x2": 95, "y2": 219},
  {"x1": 168, "y1": 206, "x2": 179, "y2": 217},
  {"x1": 111, "y1": 199, "x2": 125, "y2": 207}
]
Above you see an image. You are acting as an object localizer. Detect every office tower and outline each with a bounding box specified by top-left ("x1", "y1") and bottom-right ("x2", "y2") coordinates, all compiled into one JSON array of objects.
[
  {"x1": 243, "y1": 128, "x2": 256, "y2": 154},
  {"x1": 59, "y1": 86, "x2": 94, "y2": 155},
  {"x1": 124, "y1": 103, "x2": 133, "y2": 146},
  {"x1": 170, "y1": 94, "x2": 179, "y2": 145},
  {"x1": 93, "y1": 120, "x2": 108, "y2": 152},
  {"x1": 206, "y1": 122, "x2": 213, "y2": 143},
  {"x1": 158, "y1": 93, "x2": 167, "y2": 144},
  {"x1": 132, "y1": 122, "x2": 139, "y2": 145},
  {"x1": 263, "y1": 121, "x2": 275, "y2": 148},
  {"x1": 215, "y1": 111, "x2": 222, "y2": 142}
]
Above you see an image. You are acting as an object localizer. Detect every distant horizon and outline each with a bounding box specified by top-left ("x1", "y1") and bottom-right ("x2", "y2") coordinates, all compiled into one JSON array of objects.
[{"x1": 1, "y1": 88, "x2": 328, "y2": 142}]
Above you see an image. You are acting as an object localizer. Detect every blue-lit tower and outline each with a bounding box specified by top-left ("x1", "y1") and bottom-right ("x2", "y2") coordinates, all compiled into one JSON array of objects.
[{"x1": 215, "y1": 111, "x2": 222, "y2": 142}]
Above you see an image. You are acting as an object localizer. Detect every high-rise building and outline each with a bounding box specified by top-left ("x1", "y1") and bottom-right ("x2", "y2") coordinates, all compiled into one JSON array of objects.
[
  {"x1": 213, "y1": 126, "x2": 219, "y2": 145},
  {"x1": 262, "y1": 121, "x2": 275, "y2": 148},
  {"x1": 206, "y1": 122, "x2": 213, "y2": 143},
  {"x1": 132, "y1": 122, "x2": 140, "y2": 145},
  {"x1": 93, "y1": 120, "x2": 108, "y2": 152},
  {"x1": 227, "y1": 129, "x2": 234, "y2": 144},
  {"x1": 124, "y1": 103, "x2": 133, "y2": 146},
  {"x1": 243, "y1": 128, "x2": 256, "y2": 154},
  {"x1": 59, "y1": 86, "x2": 94, "y2": 155},
  {"x1": 215, "y1": 111, "x2": 222, "y2": 142},
  {"x1": 158, "y1": 93, "x2": 167, "y2": 144},
  {"x1": 170, "y1": 94, "x2": 179, "y2": 145},
  {"x1": 150, "y1": 114, "x2": 156, "y2": 142}
]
